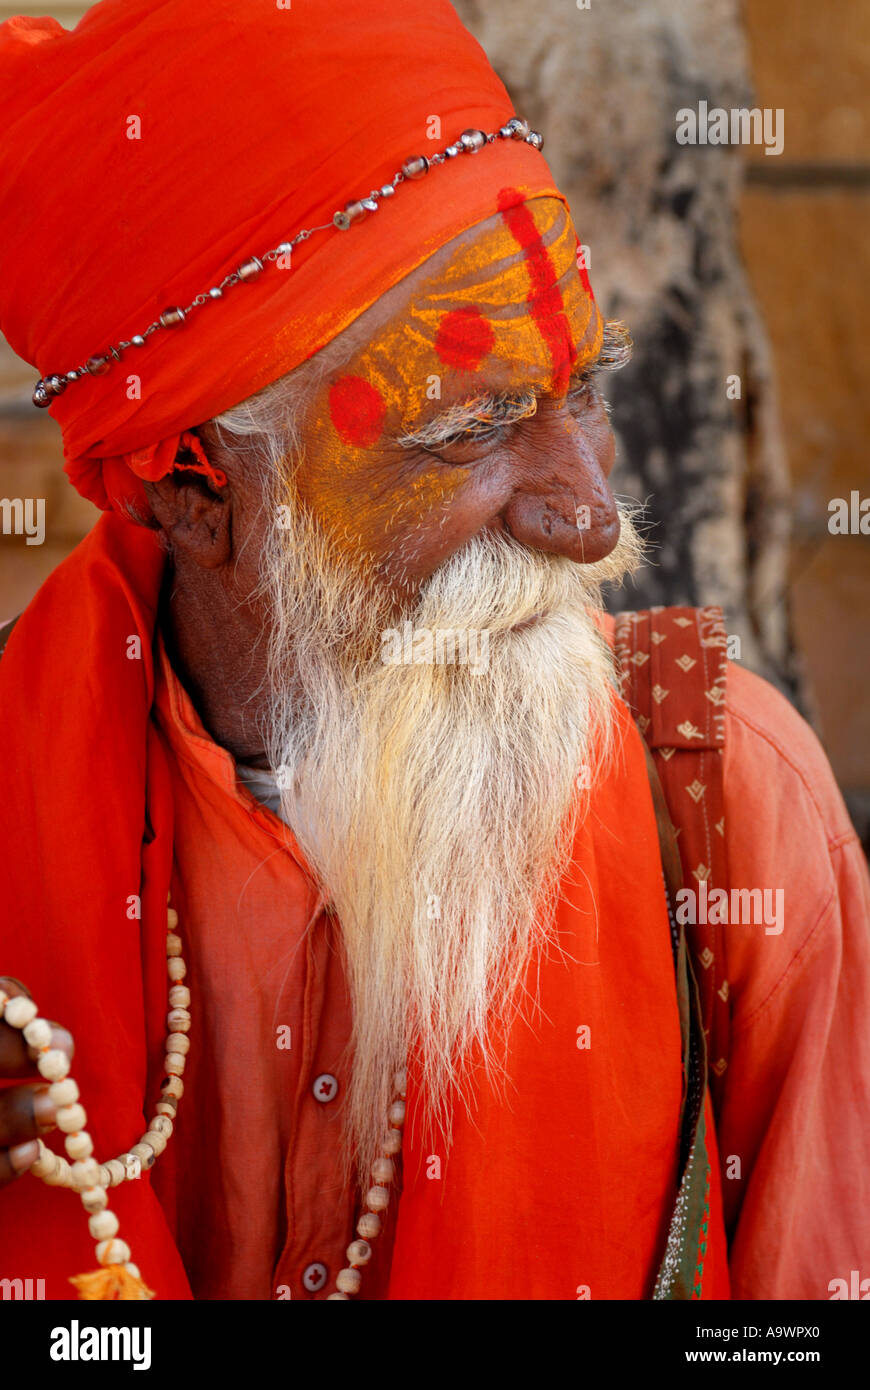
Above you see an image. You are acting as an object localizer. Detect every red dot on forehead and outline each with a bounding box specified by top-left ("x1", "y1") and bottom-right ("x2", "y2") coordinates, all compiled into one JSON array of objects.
[
  {"x1": 434, "y1": 306, "x2": 495, "y2": 373},
  {"x1": 329, "y1": 375, "x2": 387, "y2": 447}
]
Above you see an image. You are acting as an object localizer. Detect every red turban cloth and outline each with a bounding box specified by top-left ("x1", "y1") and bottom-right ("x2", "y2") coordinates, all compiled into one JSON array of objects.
[{"x1": 0, "y1": 0, "x2": 579, "y2": 519}]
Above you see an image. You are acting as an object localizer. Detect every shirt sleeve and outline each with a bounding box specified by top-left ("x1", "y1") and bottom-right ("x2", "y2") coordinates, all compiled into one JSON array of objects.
[{"x1": 715, "y1": 661, "x2": 870, "y2": 1299}]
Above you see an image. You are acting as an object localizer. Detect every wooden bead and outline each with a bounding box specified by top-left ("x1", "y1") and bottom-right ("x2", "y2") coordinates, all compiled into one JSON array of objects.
[
  {"x1": 96, "y1": 1238, "x2": 131, "y2": 1267},
  {"x1": 88, "y1": 1209, "x2": 119, "y2": 1241},
  {"x1": 164, "y1": 1052, "x2": 186, "y2": 1076},
  {"x1": 161, "y1": 1076, "x2": 184, "y2": 1099},
  {"x1": 155, "y1": 1098, "x2": 178, "y2": 1117},
  {"x1": 166, "y1": 1031, "x2": 189, "y2": 1053},
  {"x1": 150, "y1": 1115, "x2": 173, "y2": 1137},
  {"x1": 166, "y1": 933, "x2": 183, "y2": 957},
  {"x1": 142, "y1": 1129, "x2": 168, "y2": 1156},
  {"x1": 103, "y1": 1159, "x2": 127, "y2": 1187},
  {"x1": 64, "y1": 1132, "x2": 94, "y2": 1160},
  {"x1": 4, "y1": 996, "x2": 38, "y2": 1028},
  {"x1": 382, "y1": 1130, "x2": 402, "y2": 1156},
  {"x1": 372, "y1": 1157, "x2": 395, "y2": 1184},
  {"x1": 124, "y1": 1263, "x2": 141, "y2": 1280},
  {"x1": 167, "y1": 958, "x2": 187, "y2": 982},
  {"x1": 327, "y1": 1292, "x2": 349, "y2": 1300},
  {"x1": 37, "y1": 1049, "x2": 70, "y2": 1081},
  {"x1": 393, "y1": 1069, "x2": 407, "y2": 1098},
  {"x1": 167, "y1": 1008, "x2": 191, "y2": 1033},
  {"x1": 366, "y1": 1185, "x2": 390, "y2": 1212},
  {"x1": 129, "y1": 1142, "x2": 156, "y2": 1167},
  {"x1": 388, "y1": 1100, "x2": 406, "y2": 1128},
  {"x1": 56, "y1": 1103, "x2": 87, "y2": 1133},
  {"x1": 335, "y1": 1267, "x2": 361, "y2": 1295},
  {"x1": 357, "y1": 1211, "x2": 381, "y2": 1240},
  {"x1": 23, "y1": 1017, "x2": 52, "y2": 1049},
  {"x1": 346, "y1": 1239, "x2": 372, "y2": 1266},
  {"x1": 81, "y1": 1186, "x2": 109, "y2": 1213},
  {"x1": 168, "y1": 986, "x2": 190, "y2": 1009},
  {"x1": 166, "y1": 908, "x2": 179, "y2": 930},
  {"x1": 71, "y1": 1158, "x2": 100, "y2": 1190},
  {"x1": 48, "y1": 1078, "x2": 79, "y2": 1107}
]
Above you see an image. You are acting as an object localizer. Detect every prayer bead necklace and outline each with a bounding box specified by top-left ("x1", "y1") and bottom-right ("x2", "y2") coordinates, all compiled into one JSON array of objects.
[{"x1": 1, "y1": 894, "x2": 406, "y2": 1300}]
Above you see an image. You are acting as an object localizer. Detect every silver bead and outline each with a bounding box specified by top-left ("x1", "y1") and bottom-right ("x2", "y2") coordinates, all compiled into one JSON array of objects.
[
  {"x1": 158, "y1": 307, "x2": 185, "y2": 329},
  {"x1": 498, "y1": 124, "x2": 514, "y2": 139},
  {"x1": 207, "y1": 288, "x2": 223, "y2": 300},
  {"x1": 379, "y1": 184, "x2": 395, "y2": 198},
  {"x1": 360, "y1": 197, "x2": 379, "y2": 212},
  {"x1": 46, "y1": 373, "x2": 67, "y2": 396},
  {"x1": 526, "y1": 130, "x2": 544, "y2": 150},
  {"x1": 275, "y1": 242, "x2": 293, "y2": 255},
  {"x1": 459, "y1": 128, "x2": 486, "y2": 153},
  {"x1": 401, "y1": 155, "x2": 429, "y2": 179},
  {"x1": 67, "y1": 370, "x2": 80, "y2": 380},
  {"x1": 32, "y1": 381, "x2": 51, "y2": 408},
  {"x1": 510, "y1": 119, "x2": 531, "y2": 140},
  {"x1": 333, "y1": 210, "x2": 352, "y2": 230},
  {"x1": 237, "y1": 257, "x2": 263, "y2": 281},
  {"x1": 444, "y1": 144, "x2": 460, "y2": 158}
]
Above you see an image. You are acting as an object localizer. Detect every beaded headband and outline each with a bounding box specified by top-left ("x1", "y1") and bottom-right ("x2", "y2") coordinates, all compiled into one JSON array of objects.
[{"x1": 31, "y1": 117, "x2": 544, "y2": 410}]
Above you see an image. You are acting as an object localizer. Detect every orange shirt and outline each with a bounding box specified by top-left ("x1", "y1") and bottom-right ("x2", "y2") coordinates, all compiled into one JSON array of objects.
[
  {"x1": 145, "y1": 625, "x2": 870, "y2": 1300},
  {"x1": 147, "y1": 629, "x2": 692, "y2": 1299}
]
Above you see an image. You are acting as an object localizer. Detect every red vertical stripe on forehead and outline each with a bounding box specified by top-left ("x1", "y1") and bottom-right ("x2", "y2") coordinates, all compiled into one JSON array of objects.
[{"x1": 497, "y1": 188, "x2": 578, "y2": 394}]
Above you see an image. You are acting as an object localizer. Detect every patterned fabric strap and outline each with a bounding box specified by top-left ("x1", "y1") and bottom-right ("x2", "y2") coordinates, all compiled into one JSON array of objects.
[
  {"x1": 614, "y1": 605, "x2": 730, "y2": 1300},
  {"x1": 614, "y1": 605, "x2": 731, "y2": 1104}
]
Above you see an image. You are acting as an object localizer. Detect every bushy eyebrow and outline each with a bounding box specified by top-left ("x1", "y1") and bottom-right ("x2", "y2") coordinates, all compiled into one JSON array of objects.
[{"x1": 397, "y1": 319, "x2": 633, "y2": 451}]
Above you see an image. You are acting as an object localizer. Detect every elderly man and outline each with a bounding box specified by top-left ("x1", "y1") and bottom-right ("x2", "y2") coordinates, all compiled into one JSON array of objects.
[{"x1": 0, "y1": 0, "x2": 867, "y2": 1303}]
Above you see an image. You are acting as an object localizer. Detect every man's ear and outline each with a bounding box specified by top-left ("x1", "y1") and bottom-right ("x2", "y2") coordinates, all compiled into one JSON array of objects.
[
  {"x1": 142, "y1": 447, "x2": 232, "y2": 570},
  {"x1": 142, "y1": 464, "x2": 232, "y2": 567}
]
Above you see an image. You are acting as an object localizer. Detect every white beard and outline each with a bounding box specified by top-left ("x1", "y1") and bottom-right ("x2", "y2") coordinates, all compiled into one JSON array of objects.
[{"x1": 254, "y1": 483, "x2": 643, "y2": 1187}]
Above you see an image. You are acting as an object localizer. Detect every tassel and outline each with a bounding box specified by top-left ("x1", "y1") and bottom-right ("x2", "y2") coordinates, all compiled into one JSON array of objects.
[{"x1": 69, "y1": 1264, "x2": 155, "y2": 1301}]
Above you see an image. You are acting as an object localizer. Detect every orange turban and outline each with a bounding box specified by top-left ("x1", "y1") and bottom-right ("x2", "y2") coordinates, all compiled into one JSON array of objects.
[{"x1": 0, "y1": 0, "x2": 579, "y2": 518}]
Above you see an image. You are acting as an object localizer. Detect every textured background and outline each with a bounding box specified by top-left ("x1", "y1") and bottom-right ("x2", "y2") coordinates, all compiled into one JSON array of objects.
[{"x1": 1, "y1": 0, "x2": 868, "y2": 844}]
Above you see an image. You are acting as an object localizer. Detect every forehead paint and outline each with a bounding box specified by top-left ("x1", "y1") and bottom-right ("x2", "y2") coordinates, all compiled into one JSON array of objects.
[
  {"x1": 435, "y1": 305, "x2": 495, "y2": 373},
  {"x1": 497, "y1": 187, "x2": 577, "y2": 395},
  {"x1": 311, "y1": 196, "x2": 601, "y2": 559},
  {"x1": 329, "y1": 374, "x2": 387, "y2": 448},
  {"x1": 325, "y1": 197, "x2": 596, "y2": 446}
]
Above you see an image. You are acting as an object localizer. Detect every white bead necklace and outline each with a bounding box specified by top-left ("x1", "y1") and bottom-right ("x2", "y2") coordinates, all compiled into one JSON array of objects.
[{"x1": 2, "y1": 893, "x2": 405, "y2": 1300}]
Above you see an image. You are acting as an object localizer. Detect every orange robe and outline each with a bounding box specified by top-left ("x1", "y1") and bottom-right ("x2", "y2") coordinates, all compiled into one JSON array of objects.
[{"x1": 1, "y1": 513, "x2": 867, "y2": 1299}]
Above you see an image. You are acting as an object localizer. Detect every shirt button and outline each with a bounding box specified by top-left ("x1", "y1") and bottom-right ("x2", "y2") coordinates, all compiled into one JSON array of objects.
[
  {"x1": 312, "y1": 1072, "x2": 339, "y2": 1103},
  {"x1": 302, "y1": 1262, "x2": 328, "y2": 1292}
]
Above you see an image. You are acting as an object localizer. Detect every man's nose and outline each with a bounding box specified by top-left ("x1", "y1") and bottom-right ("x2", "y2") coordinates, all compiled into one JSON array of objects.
[{"x1": 500, "y1": 411, "x2": 620, "y2": 564}]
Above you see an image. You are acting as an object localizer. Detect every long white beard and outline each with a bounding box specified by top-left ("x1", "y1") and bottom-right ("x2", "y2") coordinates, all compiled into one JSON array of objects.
[{"x1": 254, "y1": 482, "x2": 643, "y2": 1187}]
